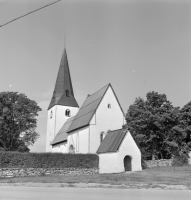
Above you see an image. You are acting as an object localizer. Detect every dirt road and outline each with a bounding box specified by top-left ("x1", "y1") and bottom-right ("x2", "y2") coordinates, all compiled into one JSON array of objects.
[{"x1": 0, "y1": 186, "x2": 191, "y2": 200}]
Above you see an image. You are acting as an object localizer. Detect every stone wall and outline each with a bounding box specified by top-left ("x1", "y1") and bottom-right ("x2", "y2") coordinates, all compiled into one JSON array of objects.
[
  {"x1": 0, "y1": 168, "x2": 99, "y2": 178},
  {"x1": 146, "y1": 159, "x2": 173, "y2": 168}
]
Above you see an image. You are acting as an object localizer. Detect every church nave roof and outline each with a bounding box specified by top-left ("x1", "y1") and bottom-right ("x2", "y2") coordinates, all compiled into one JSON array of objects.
[
  {"x1": 51, "y1": 116, "x2": 75, "y2": 145},
  {"x1": 67, "y1": 84, "x2": 110, "y2": 133}
]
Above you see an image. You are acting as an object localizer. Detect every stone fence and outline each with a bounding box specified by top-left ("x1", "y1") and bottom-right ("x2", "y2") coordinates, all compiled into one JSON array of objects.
[
  {"x1": 145, "y1": 159, "x2": 173, "y2": 168},
  {"x1": 146, "y1": 153, "x2": 191, "y2": 168},
  {"x1": 0, "y1": 167, "x2": 99, "y2": 178}
]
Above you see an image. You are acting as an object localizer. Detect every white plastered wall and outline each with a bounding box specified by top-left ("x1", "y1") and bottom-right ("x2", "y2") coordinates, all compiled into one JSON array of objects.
[
  {"x1": 46, "y1": 106, "x2": 56, "y2": 152},
  {"x1": 46, "y1": 105, "x2": 79, "y2": 152},
  {"x1": 67, "y1": 126, "x2": 89, "y2": 154},
  {"x1": 89, "y1": 86, "x2": 125, "y2": 153},
  {"x1": 99, "y1": 131, "x2": 142, "y2": 174},
  {"x1": 52, "y1": 142, "x2": 67, "y2": 153}
]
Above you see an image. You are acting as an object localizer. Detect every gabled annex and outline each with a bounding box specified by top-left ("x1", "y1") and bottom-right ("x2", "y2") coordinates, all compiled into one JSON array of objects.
[{"x1": 97, "y1": 129, "x2": 142, "y2": 173}]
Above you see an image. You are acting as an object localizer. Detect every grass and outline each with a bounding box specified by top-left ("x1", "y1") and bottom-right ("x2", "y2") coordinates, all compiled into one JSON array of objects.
[{"x1": 0, "y1": 166, "x2": 191, "y2": 187}]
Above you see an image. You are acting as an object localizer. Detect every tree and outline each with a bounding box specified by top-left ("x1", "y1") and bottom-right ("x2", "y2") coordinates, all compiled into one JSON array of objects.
[
  {"x1": 165, "y1": 101, "x2": 191, "y2": 157},
  {"x1": 179, "y1": 101, "x2": 191, "y2": 147},
  {"x1": 125, "y1": 91, "x2": 179, "y2": 160},
  {"x1": 0, "y1": 92, "x2": 41, "y2": 152}
]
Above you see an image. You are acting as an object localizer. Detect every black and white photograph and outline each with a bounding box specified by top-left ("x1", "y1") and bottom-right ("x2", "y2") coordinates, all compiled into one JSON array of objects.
[{"x1": 0, "y1": 0, "x2": 191, "y2": 199}]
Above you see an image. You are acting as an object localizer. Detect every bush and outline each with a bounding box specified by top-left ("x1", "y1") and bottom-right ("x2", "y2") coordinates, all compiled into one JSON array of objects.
[
  {"x1": 141, "y1": 159, "x2": 148, "y2": 170},
  {"x1": 171, "y1": 153, "x2": 188, "y2": 166},
  {"x1": 0, "y1": 151, "x2": 99, "y2": 168}
]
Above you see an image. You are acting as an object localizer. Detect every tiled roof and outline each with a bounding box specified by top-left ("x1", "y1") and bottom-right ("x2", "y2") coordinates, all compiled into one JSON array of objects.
[
  {"x1": 96, "y1": 129, "x2": 127, "y2": 154},
  {"x1": 51, "y1": 116, "x2": 74, "y2": 145},
  {"x1": 48, "y1": 48, "x2": 79, "y2": 110},
  {"x1": 67, "y1": 84, "x2": 110, "y2": 133}
]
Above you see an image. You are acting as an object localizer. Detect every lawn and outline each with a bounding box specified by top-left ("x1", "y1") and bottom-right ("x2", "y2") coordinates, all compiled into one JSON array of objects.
[{"x1": 0, "y1": 166, "x2": 191, "y2": 188}]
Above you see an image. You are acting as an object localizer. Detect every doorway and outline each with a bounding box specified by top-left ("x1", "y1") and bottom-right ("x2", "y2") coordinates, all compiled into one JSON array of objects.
[
  {"x1": 124, "y1": 156, "x2": 132, "y2": 171},
  {"x1": 69, "y1": 145, "x2": 75, "y2": 154}
]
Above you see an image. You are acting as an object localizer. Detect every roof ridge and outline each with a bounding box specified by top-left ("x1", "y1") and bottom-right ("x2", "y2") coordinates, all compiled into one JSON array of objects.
[
  {"x1": 80, "y1": 97, "x2": 102, "y2": 109},
  {"x1": 107, "y1": 128, "x2": 124, "y2": 133},
  {"x1": 68, "y1": 109, "x2": 95, "y2": 123},
  {"x1": 87, "y1": 83, "x2": 110, "y2": 98}
]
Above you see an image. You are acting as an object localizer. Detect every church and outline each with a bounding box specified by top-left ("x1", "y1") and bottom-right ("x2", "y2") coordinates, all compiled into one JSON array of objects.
[{"x1": 46, "y1": 46, "x2": 142, "y2": 173}]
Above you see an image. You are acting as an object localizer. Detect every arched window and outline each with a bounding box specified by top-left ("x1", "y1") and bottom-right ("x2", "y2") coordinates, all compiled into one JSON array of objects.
[
  {"x1": 108, "y1": 104, "x2": 111, "y2": 108},
  {"x1": 50, "y1": 110, "x2": 53, "y2": 119},
  {"x1": 65, "y1": 109, "x2": 71, "y2": 117},
  {"x1": 66, "y1": 89, "x2": 70, "y2": 97},
  {"x1": 69, "y1": 145, "x2": 75, "y2": 154},
  {"x1": 100, "y1": 132, "x2": 105, "y2": 144}
]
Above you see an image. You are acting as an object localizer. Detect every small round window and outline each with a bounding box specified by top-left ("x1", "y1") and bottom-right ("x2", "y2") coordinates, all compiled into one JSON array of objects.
[{"x1": 108, "y1": 104, "x2": 111, "y2": 108}]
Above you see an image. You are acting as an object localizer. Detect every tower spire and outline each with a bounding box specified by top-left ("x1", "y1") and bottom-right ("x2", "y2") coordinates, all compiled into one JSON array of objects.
[{"x1": 48, "y1": 47, "x2": 79, "y2": 110}]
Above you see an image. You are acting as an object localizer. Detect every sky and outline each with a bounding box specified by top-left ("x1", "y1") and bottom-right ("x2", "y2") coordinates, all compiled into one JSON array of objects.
[{"x1": 0, "y1": 0, "x2": 190, "y2": 152}]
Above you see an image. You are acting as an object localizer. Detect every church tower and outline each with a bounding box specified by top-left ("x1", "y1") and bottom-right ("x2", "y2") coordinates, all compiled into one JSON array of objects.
[{"x1": 46, "y1": 47, "x2": 79, "y2": 152}]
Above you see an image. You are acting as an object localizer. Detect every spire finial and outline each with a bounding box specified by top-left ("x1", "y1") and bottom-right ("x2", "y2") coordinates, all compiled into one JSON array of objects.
[{"x1": 64, "y1": 33, "x2": 66, "y2": 48}]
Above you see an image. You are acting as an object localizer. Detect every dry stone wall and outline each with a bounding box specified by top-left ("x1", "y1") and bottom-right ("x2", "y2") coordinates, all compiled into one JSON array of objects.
[
  {"x1": 0, "y1": 168, "x2": 99, "y2": 178},
  {"x1": 146, "y1": 159, "x2": 173, "y2": 168}
]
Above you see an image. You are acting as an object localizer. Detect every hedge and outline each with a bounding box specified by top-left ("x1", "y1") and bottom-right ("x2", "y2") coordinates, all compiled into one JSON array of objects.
[{"x1": 0, "y1": 151, "x2": 99, "y2": 168}]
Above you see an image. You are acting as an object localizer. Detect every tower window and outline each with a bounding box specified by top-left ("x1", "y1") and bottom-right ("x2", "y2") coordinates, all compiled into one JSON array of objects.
[
  {"x1": 65, "y1": 109, "x2": 71, "y2": 117},
  {"x1": 66, "y1": 89, "x2": 70, "y2": 97},
  {"x1": 100, "y1": 132, "x2": 105, "y2": 144},
  {"x1": 108, "y1": 104, "x2": 111, "y2": 108},
  {"x1": 50, "y1": 110, "x2": 53, "y2": 118}
]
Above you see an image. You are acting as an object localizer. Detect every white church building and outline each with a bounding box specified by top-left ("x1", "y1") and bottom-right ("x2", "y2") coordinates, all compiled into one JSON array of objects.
[{"x1": 46, "y1": 47, "x2": 142, "y2": 173}]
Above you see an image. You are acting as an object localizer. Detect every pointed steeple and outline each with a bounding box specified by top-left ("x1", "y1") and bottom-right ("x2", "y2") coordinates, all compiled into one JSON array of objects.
[{"x1": 48, "y1": 48, "x2": 79, "y2": 110}]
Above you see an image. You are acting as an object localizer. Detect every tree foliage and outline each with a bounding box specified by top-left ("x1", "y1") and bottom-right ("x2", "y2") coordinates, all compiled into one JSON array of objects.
[
  {"x1": 0, "y1": 92, "x2": 41, "y2": 152},
  {"x1": 166, "y1": 102, "x2": 191, "y2": 157},
  {"x1": 125, "y1": 91, "x2": 191, "y2": 160}
]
